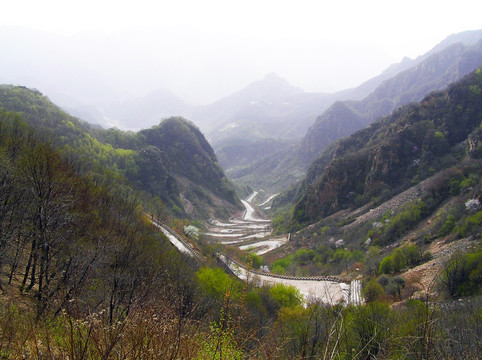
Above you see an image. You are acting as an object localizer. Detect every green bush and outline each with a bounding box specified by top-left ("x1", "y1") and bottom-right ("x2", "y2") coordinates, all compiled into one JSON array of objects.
[
  {"x1": 458, "y1": 211, "x2": 482, "y2": 237},
  {"x1": 404, "y1": 244, "x2": 422, "y2": 266},
  {"x1": 268, "y1": 284, "x2": 303, "y2": 308},
  {"x1": 362, "y1": 279, "x2": 385, "y2": 302},
  {"x1": 392, "y1": 248, "x2": 407, "y2": 272},
  {"x1": 293, "y1": 249, "x2": 315, "y2": 265},
  {"x1": 244, "y1": 253, "x2": 263, "y2": 269},
  {"x1": 271, "y1": 255, "x2": 294, "y2": 274},
  {"x1": 379, "y1": 256, "x2": 394, "y2": 274},
  {"x1": 442, "y1": 250, "x2": 482, "y2": 297},
  {"x1": 196, "y1": 267, "x2": 241, "y2": 300}
]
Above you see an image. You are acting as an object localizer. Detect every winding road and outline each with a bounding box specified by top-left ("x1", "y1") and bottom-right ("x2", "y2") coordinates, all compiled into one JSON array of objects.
[{"x1": 153, "y1": 192, "x2": 362, "y2": 305}]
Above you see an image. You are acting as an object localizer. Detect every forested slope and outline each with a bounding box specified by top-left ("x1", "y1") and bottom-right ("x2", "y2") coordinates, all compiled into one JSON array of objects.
[
  {"x1": 300, "y1": 40, "x2": 482, "y2": 164},
  {"x1": 0, "y1": 110, "x2": 183, "y2": 317},
  {"x1": 0, "y1": 85, "x2": 241, "y2": 219},
  {"x1": 294, "y1": 68, "x2": 482, "y2": 223}
]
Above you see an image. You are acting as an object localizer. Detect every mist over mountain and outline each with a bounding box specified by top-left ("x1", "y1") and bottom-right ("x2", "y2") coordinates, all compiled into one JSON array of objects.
[
  {"x1": 103, "y1": 89, "x2": 190, "y2": 130},
  {"x1": 231, "y1": 32, "x2": 482, "y2": 194},
  {"x1": 0, "y1": 25, "x2": 379, "y2": 118},
  {"x1": 292, "y1": 68, "x2": 482, "y2": 224},
  {"x1": 346, "y1": 29, "x2": 482, "y2": 101},
  {"x1": 1, "y1": 9, "x2": 482, "y2": 356},
  {"x1": 3, "y1": 27, "x2": 480, "y2": 201},
  {"x1": 300, "y1": 39, "x2": 482, "y2": 163},
  {"x1": 191, "y1": 73, "x2": 348, "y2": 146}
]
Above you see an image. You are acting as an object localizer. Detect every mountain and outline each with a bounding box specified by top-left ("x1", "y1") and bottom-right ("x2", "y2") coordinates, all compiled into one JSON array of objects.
[
  {"x1": 191, "y1": 73, "x2": 338, "y2": 144},
  {"x1": 344, "y1": 29, "x2": 482, "y2": 101},
  {"x1": 189, "y1": 74, "x2": 352, "y2": 191},
  {"x1": 293, "y1": 68, "x2": 482, "y2": 224},
  {"x1": 214, "y1": 31, "x2": 482, "y2": 153},
  {"x1": 0, "y1": 85, "x2": 241, "y2": 219},
  {"x1": 221, "y1": 31, "x2": 482, "y2": 195},
  {"x1": 300, "y1": 39, "x2": 482, "y2": 163},
  {"x1": 136, "y1": 117, "x2": 241, "y2": 218}
]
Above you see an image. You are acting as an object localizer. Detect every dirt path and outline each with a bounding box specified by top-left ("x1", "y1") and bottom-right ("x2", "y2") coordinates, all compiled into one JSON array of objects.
[
  {"x1": 343, "y1": 177, "x2": 434, "y2": 230},
  {"x1": 402, "y1": 237, "x2": 472, "y2": 296}
]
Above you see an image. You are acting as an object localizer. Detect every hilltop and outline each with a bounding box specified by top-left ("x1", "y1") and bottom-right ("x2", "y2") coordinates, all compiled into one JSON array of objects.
[{"x1": 0, "y1": 85, "x2": 241, "y2": 219}]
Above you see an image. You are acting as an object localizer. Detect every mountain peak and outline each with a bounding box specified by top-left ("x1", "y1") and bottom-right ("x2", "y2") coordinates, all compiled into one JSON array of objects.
[
  {"x1": 263, "y1": 72, "x2": 283, "y2": 80},
  {"x1": 241, "y1": 73, "x2": 303, "y2": 102},
  {"x1": 260, "y1": 72, "x2": 298, "y2": 88}
]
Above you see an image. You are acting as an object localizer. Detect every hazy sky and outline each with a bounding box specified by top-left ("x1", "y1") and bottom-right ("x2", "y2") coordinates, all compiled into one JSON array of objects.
[{"x1": 2, "y1": 0, "x2": 482, "y2": 104}]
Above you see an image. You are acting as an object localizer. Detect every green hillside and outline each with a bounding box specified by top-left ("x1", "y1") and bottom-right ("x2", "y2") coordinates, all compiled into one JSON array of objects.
[
  {"x1": 0, "y1": 85, "x2": 241, "y2": 219},
  {"x1": 300, "y1": 41, "x2": 482, "y2": 164},
  {"x1": 294, "y1": 68, "x2": 482, "y2": 224}
]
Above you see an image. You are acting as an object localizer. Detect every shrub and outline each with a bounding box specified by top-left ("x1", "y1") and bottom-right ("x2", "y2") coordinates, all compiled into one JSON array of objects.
[
  {"x1": 271, "y1": 255, "x2": 294, "y2": 274},
  {"x1": 439, "y1": 214, "x2": 456, "y2": 236},
  {"x1": 392, "y1": 248, "x2": 407, "y2": 272},
  {"x1": 244, "y1": 253, "x2": 263, "y2": 269},
  {"x1": 404, "y1": 244, "x2": 422, "y2": 266},
  {"x1": 458, "y1": 210, "x2": 482, "y2": 237},
  {"x1": 294, "y1": 249, "x2": 315, "y2": 265},
  {"x1": 196, "y1": 267, "x2": 241, "y2": 300},
  {"x1": 362, "y1": 279, "x2": 385, "y2": 302},
  {"x1": 377, "y1": 274, "x2": 390, "y2": 287},
  {"x1": 379, "y1": 256, "x2": 394, "y2": 274},
  {"x1": 442, "y1": 250, "x2": 482, "y2": 297},
  {"x1": 269, "y1": 284, "x2": 303, "y2": 308}
]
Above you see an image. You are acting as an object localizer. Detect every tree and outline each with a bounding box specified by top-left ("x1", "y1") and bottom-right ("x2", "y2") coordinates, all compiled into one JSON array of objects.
[
  {"x1": 362, "y1": 279, "x2": 384, "y2": 303},
  {"x1": 18, "y1": 140, "x2": 77, "y2": 315},
  {"x1": 196, "y1": 267, "x2": 241, "y2": 301},
  {"x1": 269, "y1": 284, "x2": 303, "y2": 309},
  {"x1": 392, "y1": 248, "x2": 407, "y2": 272},
  {"x1": 379, "y1": 255, "x2": 394, "y2": 274},
  {"x1": 442, "y1": 250, "x2": 482, "y2": 297},
  {"x1": 350, "y1": 302, "x2": 393, "y2": 359},
  {"x1": 386, "y1": 276, "x2": 406, "y2": 300}
]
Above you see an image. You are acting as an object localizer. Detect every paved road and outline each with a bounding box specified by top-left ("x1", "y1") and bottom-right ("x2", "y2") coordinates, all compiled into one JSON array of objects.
[
  {"x1": 149, "y1": 193, "x2": 363, "y2": 305},
  {"x1": 219, "y1": 254, "x2": 350, "y2": 305}
]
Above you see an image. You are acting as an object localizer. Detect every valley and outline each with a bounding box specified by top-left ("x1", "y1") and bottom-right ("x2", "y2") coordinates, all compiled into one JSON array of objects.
[
  {"x1": 0, "y1": 25, "x2": 481, "y2": 359},
  {"x1": 155, "y1": 191, "x2": 362, "y2": 305}
]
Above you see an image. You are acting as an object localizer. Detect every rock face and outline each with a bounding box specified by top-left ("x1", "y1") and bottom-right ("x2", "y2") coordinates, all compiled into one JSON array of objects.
[
  {"x1": 137, "y1": 117, "x2": 242, "y2": 218},
  {"x1": 294, "y1": 68, "x2": 482, "y2": 223}
]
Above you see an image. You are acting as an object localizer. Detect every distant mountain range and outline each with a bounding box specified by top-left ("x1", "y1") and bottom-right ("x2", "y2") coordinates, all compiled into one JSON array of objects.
[
  {"x1": 301, "y1": 39, "x2": 482, "y2": 163},
  {"x1": 2, "y1": 28, "x2": 481, "y2": 200},
  {"x1": 292, "y1": 67, "x2": 482, "y2": 224},
  {"x1": 230, "y1": 30, "x2": 482, "y2": 194}
]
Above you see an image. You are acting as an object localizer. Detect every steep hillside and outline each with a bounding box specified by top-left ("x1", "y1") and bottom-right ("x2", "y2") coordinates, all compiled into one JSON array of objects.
[
  {"x1": 137, "y1": 118, "x2": 241, "y2": 218},
  {"x1": 0, "y1": 85, "x2": 241, "y2": 219},
  {"x1": 226, "y1": 33, "x2": 482, "y2": 194},
  {"x1": 294, "y1": 68, "x2": 482, "y2": 223},
  {"x1": 300, "y1": 40, "x2": 482, "y2": 163},
  {"x1": 0, "y1": 110, "x2": 182, "y2": 318},
  {"x1": 264, "y1": 72, "x2": 481, "y2": 313}
]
